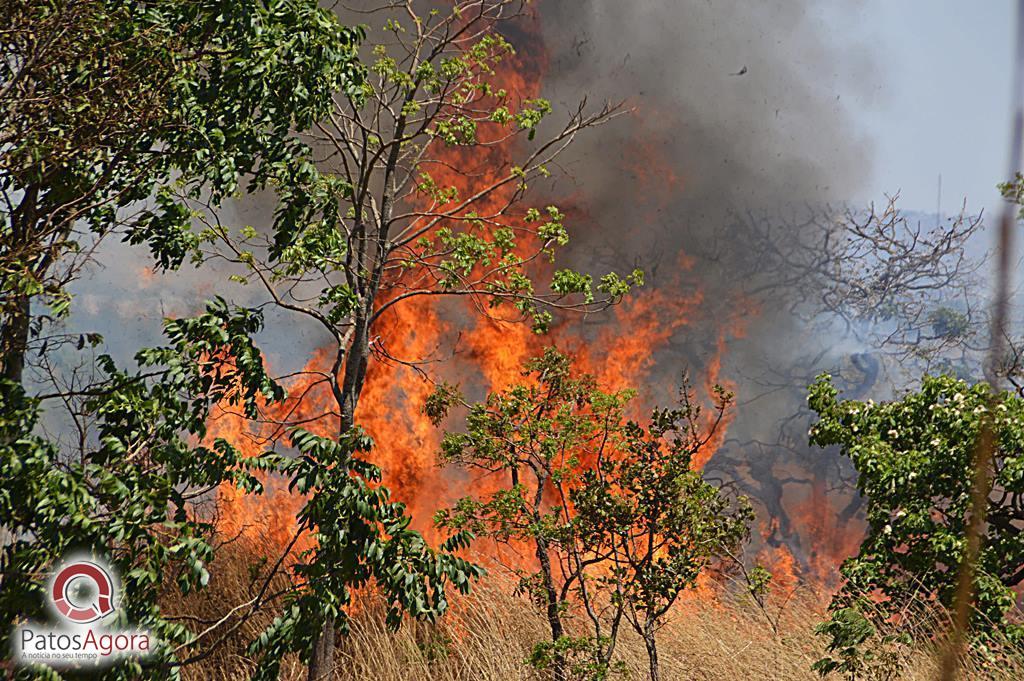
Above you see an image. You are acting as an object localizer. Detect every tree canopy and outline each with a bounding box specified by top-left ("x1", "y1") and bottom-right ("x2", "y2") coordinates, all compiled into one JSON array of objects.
[{"x1": 1, "y1": 0, "x2": 362, "y2": 382}]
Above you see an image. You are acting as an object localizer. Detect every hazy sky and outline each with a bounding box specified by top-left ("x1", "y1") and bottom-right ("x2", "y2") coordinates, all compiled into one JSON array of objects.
[{"x1": 839, "y1": 2, "x2": 1015, "y2": 216}]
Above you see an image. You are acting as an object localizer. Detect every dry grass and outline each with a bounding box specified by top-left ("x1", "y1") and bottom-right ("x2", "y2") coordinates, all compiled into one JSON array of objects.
[
  {"x1": 333, "y1": 585, "x2": 826, "y2": 681},
  {"x1": 168, "y1": 539, "x2": 1024, "y2": 681}
]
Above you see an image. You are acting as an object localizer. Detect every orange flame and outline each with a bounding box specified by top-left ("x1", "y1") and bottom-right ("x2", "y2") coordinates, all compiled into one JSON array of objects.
[{"x1": 202, "y1": 10, "x2": 835, "y2": 597}]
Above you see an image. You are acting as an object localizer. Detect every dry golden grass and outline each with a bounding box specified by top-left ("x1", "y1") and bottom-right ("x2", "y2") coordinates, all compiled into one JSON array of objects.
[{"x1": 168, "y1": 538, "x2": 1024, "y2": 681}]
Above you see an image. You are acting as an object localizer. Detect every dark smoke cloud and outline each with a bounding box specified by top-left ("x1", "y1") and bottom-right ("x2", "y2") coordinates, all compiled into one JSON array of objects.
[
  {"x1": 531, "y1": 0, "x2": 880, "y2": 399},
  {"x1": 536, "y1": 0, "x2": 875, "y2": 269},
  {"x1": 530, "y1": 0, "x2": 882, "y2": 561}
]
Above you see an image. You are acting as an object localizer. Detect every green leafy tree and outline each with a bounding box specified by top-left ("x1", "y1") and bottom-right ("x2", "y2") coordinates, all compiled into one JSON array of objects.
[
  {"x1": 572, "y1": 384, "x2": 753, "y2": 681},
  {"x1": 808, "y1": 374, "x2": 1024, "y2": 677},
  {"x1": 186, "y1": 3, "x2": 641, "y2": 678},
  {"x1": 0, "y1": 299, "x2": 287, "y2": 678},
  {"x1": 247, "y1": 428, "x2": 482, "y2": 680},
  {"x1": 0, "y1": 0, "x2": 362, "y2": 385},
  {"x1": 434, "y1": 349, "x2": 752, "y2": 681},
  {"x1": 1, "y1": 1, "x2": 367, "y2": 677},
  {"x1": 433, "y1": 349, "x2": 626, "y2": 681}
]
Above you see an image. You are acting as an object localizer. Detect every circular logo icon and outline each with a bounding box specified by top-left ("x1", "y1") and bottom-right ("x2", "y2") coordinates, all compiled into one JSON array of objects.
[{"x1": 50, "y1": 560, "x2": 115, "y2": 623}]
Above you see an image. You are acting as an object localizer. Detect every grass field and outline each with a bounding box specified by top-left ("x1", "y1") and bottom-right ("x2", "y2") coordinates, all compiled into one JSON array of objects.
[{"x1": 169, "y1": 538, "x2": 1024, "y2": 680}]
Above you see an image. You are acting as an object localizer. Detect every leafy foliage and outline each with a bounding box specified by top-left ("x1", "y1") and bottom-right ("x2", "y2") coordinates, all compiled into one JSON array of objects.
[
  {"x1": 186, "y1": 5, "x2": 641, "y2": 676},
  {"x1": 808, "y1": 373, "x2": 1024, "y2": 676},
  {"x1": 811, "y1": 607, "x2": 912, "y2": 681},
  {"x1": 1, "y1": 4, "x2": 373, "y2": 677},
  {"x1": 4, "y1": 4, "x2": 641, "y2": 680},
  {"x1": 0, "y1": 0, "x2": 363, "y2": 374},
  {"x1": 571, "y1": 388, "x2": 753, "y2": 650},
  {"x1": 248, "y1": 428, "x2": 482, "y2": 680},
  {"x1": 0, "y1": 301, "x2": 287, "y2": 679}
]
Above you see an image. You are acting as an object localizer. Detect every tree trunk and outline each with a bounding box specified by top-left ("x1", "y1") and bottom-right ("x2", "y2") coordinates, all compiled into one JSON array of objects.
[
  {"x1": 1, "y1": 294, "x2": 30, "y2": 384},
  {"x1": 643, "y1": 622, "x2": 660, "y2": 681},
  {"x1": 307, "y1": 617, "x2": 335, "y2": 681},
  {"x1": 306, "y1": 115, "x2": 398, "y2": 677},
  {"x1": 535, "y1": 534, "x2": 566, "y2": 681},
  {"x1": 307, "y1": 313, "x2": 370, "y2": 681},
  {"x1": 2, "y1": 185, "x2": 38, "y2": 387}
]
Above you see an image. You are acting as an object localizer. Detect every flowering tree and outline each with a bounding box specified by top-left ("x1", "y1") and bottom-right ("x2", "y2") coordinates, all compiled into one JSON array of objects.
[{"x1": 808, "y1": 374, "x2": 1024, "y2": 677}]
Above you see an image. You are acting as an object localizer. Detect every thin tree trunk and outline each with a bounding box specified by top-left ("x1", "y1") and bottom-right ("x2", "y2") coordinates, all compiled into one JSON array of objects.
[
  {"x1": 306, "y1": 93, "x2": 404, "y2": 679},
  {"x1": 643, "y1": 622, "x2": 660, "y2": 681},
  {"x1": 2, "y1": 186, "x2": 38, "y2": 387},
  {"x1": 307, "y1": 617, "x2": 335, "y2": 681},
  {"x1": 535, "y1": 534, "x2": 566, "y2": 681},
  {"x1": 0, "y1": 295, "x2": 30, "y2": 449},
  {"x1": 307, "y1": 311, "x2": 369, "y2": 681},
  {"x1": 1, "y1": 294, "x2": 30, "y2": 384}
]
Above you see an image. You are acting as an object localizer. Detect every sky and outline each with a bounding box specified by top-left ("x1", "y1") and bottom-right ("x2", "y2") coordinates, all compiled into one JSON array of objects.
[{"x1": 835, "y1": 2, "x2": 1016, "y2": 217}]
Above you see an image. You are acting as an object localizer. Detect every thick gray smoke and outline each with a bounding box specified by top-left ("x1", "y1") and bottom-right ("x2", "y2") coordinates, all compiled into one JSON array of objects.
[
  {"x1": 530, "y1": 8, "x2": 877, "y2": 329},
  {"x1": 530, "y1": 0, "x2": 882, "y2": 563},
  {"x1": 537, "y1": 1, "x2": 873, "y2": 237},
  {"x1": 532, "y1": 0, "x2": 879, "y2": 370}
]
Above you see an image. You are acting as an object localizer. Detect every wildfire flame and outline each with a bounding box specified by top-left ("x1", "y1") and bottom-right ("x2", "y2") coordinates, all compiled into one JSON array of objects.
[{"x1": 206, "y1": 9, "x2": 854, "y2": 594}]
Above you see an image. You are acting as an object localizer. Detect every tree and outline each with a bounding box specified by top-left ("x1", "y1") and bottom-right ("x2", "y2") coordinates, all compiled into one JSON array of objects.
[
  {"x1": 432, "y1": 348, "x2": 622, "y2": 680},
  {"x1": 724, "y1": 197, "x2": 986, "y2": 371},
  {"x1": 698, "y1": 197, "x2": 988, "y2": 572},
  {"x1": 0, "y1": 0, "x2": 362, "y2": 386},
  {"x1": 247, "y1": 429, "x2": 481, "y2": 680},
  {"x1": 0, "y1": 1, "x2": 371, "y2": 677},
  {"x1": 572, "y1": 384, "x2": 753, "y2": 681},
  {"x1": 433, "y1": 349, "x2": 753, "y2": 681},
  {"x1": 0, "y1": 299, "x2": 288, "y2": 678},
  {"x1": 188, "y1": 3, "x2": 640, "y2": 677},
  {"x1": 807, "y1": 373, "x2": 1024, "y2": 677}
]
